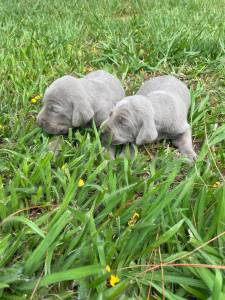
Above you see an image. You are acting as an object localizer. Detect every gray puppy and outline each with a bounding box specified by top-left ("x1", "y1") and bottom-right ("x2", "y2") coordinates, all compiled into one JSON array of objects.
[
  {"x1": 101, "y1": 75, "x2": 197, "y2": 162},
  {"x1": 37, "y1": 70, "x2": 125, "y2": 135}
]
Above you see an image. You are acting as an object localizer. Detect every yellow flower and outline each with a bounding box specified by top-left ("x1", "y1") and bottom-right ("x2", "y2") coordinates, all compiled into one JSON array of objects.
[
  {"x1": 78, "y1": 178, "x2": 85, "y2": 187},
  {"x1": 109, "y1": 275, "x2": 120, "y2": 287},
  {"x1": 132, "y1": 212, "x2": 140, "y2": 219},
  {"x1": 213, "y1": 181, "x2": 221, "y2": 188},
  {"x1": 106, "y1": 265, "x2": 111, "y2": 272},
  {"x1": 84, "y1": 66, "x2": 94, "y2": 73},
  {"x1": 128, "y1": 220, "x2": 134, "y2": 227},
  {"x1": 128, "y1": 211, "x2": 140, "y2": 227},
  {"x1": 31, "y1": 94, "x2": 42, "y2": 104},
  {"x1": 31, "y1": 98, "x2": 38, "y2": 104},
  {"x1": 0, "y1": 124, "x2": 3, "y2": 129}
]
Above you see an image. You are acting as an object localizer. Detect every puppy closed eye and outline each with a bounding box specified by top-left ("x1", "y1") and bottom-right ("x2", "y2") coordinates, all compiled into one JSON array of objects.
[
  {"x1": 48, "y1": 105, "x2": 63, "y2": 113},
  {"x1": 117, "y1": 116, "x2": 128, "y2": 126}
]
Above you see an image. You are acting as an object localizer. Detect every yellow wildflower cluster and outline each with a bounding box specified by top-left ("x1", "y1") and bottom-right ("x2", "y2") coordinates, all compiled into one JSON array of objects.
[
  {"x1": 78, "y1": 178, "x2": 85, "y2": 187},
  {"x1": 105, "y1": 265, "x2": 120, "y2": 287},
  {"x1": 213, "y1": 181, "x2": 221, "y2": 188},
  {"x1": 31, "y1": 95, "x2": 42, "y2": 104},
  {"x1": 128, "y1": 212, "x2": 140, "y2": 227}
]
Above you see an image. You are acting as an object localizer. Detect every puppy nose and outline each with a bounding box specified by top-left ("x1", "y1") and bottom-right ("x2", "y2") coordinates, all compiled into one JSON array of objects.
[
  {"x1": 101, "y1": 125, "x2": 111, "y2": 135},
  {"x1": 101, "y1": 126, "x2": 113, "y2": 144},
  {"x1": 37, "y1": 114, "x2": 46, "y2": 126}
]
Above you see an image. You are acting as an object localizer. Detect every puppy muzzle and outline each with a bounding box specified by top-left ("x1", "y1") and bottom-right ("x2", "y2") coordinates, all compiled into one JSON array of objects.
[
  {"x1": 37, "y1": 117, "x2": 69, "y2": 135},
  {"x1": 37, "y1": 114, "x2": 46, "y2": 127}
]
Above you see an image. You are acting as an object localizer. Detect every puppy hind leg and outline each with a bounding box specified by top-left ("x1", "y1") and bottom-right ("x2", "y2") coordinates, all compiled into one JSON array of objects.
[
  {"x1": 101, "y1": 139, "x2": 116, "y2": 160},
  {"x1": 172, "y1": 126, "x2": 197, "y2": 163},
  {"x1": 108, "y1": 145, "x2": 116, "y2": 160},
  {"x1": 48, "y1": 136, "x2": 62, "y2": 157},
  {"x1": 119, "y1": 144, "x2": 136, "y2": 159}
]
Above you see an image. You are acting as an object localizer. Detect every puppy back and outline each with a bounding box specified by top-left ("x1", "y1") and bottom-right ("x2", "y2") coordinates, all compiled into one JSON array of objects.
[
  {"x1": 45, "y1": 75, "x2": 77, "y2": 99},
  {"x1": 84, "y1": 70, "x2": 125, "y2": 101},
  {"x1": 137, "y1": 75, "x2": 190, "y2": 108}
]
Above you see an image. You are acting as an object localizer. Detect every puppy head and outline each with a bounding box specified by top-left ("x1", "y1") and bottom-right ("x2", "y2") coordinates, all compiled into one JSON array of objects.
[
  {"x1": 101, "y1": 97, "x2": 140, "y2": 145},
  {"x1": 37, "y1": 79, "x2": 94, "y2": 135},
  {"x1": 37, "y1": 95, "x2": 73, "y2": 135},
  {"x1": 101, "y1": 95, "x2": 158, "y2": 146}
]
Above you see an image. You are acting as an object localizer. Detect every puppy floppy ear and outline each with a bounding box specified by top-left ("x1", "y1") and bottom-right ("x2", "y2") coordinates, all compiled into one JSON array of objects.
[
  {"x1": 136, "y1": 115, "x2": 158, "y2": 145},
  {"x1": 72, "y1": 100, "x2": 94, "y2": 127}
]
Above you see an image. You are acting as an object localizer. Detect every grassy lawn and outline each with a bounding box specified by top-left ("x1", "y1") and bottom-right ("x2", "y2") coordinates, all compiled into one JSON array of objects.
[{"x1": 0, "y1": 0, "x2": 225, "y2": 299}]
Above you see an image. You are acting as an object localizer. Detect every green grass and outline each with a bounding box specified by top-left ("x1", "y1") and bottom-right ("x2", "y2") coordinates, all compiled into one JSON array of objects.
[{"x1": 0, "y1": 0, "x2": 225, "y2": 299}]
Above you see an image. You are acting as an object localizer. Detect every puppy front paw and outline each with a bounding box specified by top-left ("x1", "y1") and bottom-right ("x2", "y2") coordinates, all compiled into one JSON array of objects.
[{"x1": 184, "y1": 150, "x2": 197, "y2": 164}]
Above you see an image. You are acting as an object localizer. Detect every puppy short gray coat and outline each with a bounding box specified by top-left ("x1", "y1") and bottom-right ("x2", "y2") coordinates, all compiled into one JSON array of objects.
[
  {"x1": 101, "y1": 75, "x2": 196, "y2": 162},
  {"x1": 37, "y1": 70, "x2": 125, "y2": 135}
]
